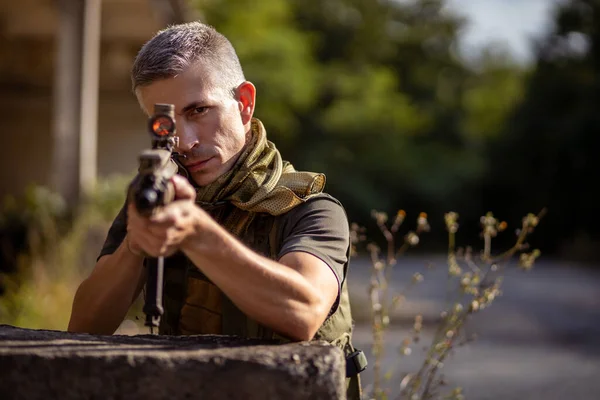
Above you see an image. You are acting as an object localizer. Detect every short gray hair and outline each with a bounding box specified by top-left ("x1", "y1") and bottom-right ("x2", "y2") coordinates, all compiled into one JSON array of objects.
[{"x1": 131, "y1": 21, "x2": 245, "y2": 95}]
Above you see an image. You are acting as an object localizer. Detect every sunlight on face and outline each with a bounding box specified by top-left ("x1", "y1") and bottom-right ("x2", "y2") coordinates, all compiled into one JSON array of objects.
[{"x1": 136, "y1": 62, "x2": 248, "y2": 186}]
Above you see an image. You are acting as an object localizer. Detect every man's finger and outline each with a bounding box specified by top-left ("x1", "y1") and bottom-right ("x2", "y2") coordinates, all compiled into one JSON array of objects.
[
  {"x1": 132, "y1": 229, "x2": 166, "y2": 258},
  {"x1": 149, "y1": 205, "x2": 179, "y2": 224},
  {"x1": 127, "y1": 203, "x2": 152, "y2": 231},
  {"x1": 171, "y1": 174, "x2": 196, "y2": 201}
]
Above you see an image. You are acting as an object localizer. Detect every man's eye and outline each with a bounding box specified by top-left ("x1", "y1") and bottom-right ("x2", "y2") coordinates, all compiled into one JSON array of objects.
[{"x1": 191, "y1": 107, "x2": 208, "y2": 115}]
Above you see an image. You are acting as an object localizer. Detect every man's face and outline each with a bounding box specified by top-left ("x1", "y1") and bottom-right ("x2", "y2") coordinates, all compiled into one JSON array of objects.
[{"x1": 136, "y1": 62, "x2": 253, "y2": 187}]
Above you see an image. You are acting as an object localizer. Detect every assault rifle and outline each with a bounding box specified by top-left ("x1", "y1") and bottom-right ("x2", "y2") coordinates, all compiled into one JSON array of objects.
[{"x1": 127, "y1": 103, "x2": 180, "y2": 334}]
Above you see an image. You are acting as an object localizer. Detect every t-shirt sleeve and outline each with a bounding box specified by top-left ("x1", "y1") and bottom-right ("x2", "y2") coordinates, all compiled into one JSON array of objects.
[
  {"x1": 97, "y1": 202, "x2": 128, "y2": 261},
  {"x1": 277, "y1": 195, "x2": 350, "y2": 299}
]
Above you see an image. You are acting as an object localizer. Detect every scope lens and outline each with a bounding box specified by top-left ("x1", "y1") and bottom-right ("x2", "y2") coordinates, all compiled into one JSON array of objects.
[{"x1": 152, "y1": 116, "x2": 174, "y2": 136}]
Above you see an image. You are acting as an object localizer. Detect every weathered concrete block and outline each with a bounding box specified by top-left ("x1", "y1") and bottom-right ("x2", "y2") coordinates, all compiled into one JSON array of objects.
[{"x1": 0, "y1": 325, "x2": 346, "y2": 400}]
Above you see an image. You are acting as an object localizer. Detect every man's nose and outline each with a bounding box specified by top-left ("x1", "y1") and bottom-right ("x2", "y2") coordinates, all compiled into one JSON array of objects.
[{"x1": 175, "y1": 121, "x2": 199, "y2": 152}]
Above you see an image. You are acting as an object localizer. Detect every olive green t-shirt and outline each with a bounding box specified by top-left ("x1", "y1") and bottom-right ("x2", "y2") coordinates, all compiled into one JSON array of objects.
[{"x1": 98, "y1": 194, "x2": 350, "y2": 306}]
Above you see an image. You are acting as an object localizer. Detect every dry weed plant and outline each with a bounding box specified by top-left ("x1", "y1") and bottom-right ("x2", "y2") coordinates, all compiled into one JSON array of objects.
[{"x1": 352, "y1": 209, "x2": 545, "y2": 400}]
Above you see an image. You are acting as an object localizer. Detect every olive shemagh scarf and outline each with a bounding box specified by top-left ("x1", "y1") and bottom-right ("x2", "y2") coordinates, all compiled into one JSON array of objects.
[{"x1": 186, "y1": 118, "x2": 325, "y2": 235}]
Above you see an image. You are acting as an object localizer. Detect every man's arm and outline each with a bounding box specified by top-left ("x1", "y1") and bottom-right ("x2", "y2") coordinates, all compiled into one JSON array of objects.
[
  {"x1": 68, "y1": 206, "x2": 148, "y2": 335},
  {"x1": 180, "y1": 221, "x2": 339, "y2": 341}
]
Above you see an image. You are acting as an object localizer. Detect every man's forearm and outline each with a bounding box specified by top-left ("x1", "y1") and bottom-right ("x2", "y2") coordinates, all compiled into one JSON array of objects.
[
  {"x1": 181, "y1": 220, "x2": 327, "y2": 341},
  {"x1": 68, "y1": 238, "x2": 146, "y2": 335}
]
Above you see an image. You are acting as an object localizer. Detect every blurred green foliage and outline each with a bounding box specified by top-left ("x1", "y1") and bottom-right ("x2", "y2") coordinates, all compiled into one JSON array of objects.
[
  {"x1": 193, "y1": 0, "x2": 599, "y2": 259},
  {"x1": 193, "y1": 0, "x2": 525, "y2": 247},
  {"x1": 0, "y1": 176, "x2": 130, "y2": 329}
]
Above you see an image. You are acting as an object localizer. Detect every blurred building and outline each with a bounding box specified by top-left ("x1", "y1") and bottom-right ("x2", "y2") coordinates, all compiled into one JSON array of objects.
[{"x1": 0, "y1": 0, "x2": 195, "y2": 206}]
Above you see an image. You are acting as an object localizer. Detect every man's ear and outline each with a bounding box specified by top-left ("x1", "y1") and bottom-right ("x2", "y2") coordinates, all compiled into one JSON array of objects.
[{"x1": 236, "y1": 81, "x2": 256, "y2": 125}]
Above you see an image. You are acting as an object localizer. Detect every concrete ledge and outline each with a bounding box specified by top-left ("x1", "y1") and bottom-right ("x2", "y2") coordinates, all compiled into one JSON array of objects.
[{"x1": 0, "y1": 325, "x2": 346, "y2": 400}]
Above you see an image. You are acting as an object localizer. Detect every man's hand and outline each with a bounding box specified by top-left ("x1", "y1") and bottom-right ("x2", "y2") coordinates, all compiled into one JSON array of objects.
[{"x1": 126, "y1": 175, "x2": 203, "y2": 258}]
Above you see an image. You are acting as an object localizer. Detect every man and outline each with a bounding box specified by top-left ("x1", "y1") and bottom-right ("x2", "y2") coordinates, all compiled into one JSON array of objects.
[{"x1": 68, "y1": 21, "x2": 364, "y2": 397}]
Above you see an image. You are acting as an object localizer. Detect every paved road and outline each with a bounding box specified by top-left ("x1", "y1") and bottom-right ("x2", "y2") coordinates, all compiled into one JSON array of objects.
[{"x1": 346, "y1": 255, "x2": 600, "y2": 400}]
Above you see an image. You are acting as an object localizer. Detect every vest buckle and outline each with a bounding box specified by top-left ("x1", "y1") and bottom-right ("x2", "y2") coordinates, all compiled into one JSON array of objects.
[{"x1": 346, "y1": 349, "x2": 368, "y2": 377}]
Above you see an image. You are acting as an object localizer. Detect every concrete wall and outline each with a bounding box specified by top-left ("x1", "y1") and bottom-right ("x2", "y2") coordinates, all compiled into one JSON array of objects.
[{"x1": 0, "y1": 325, "x2": 346, "y2": 400}]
